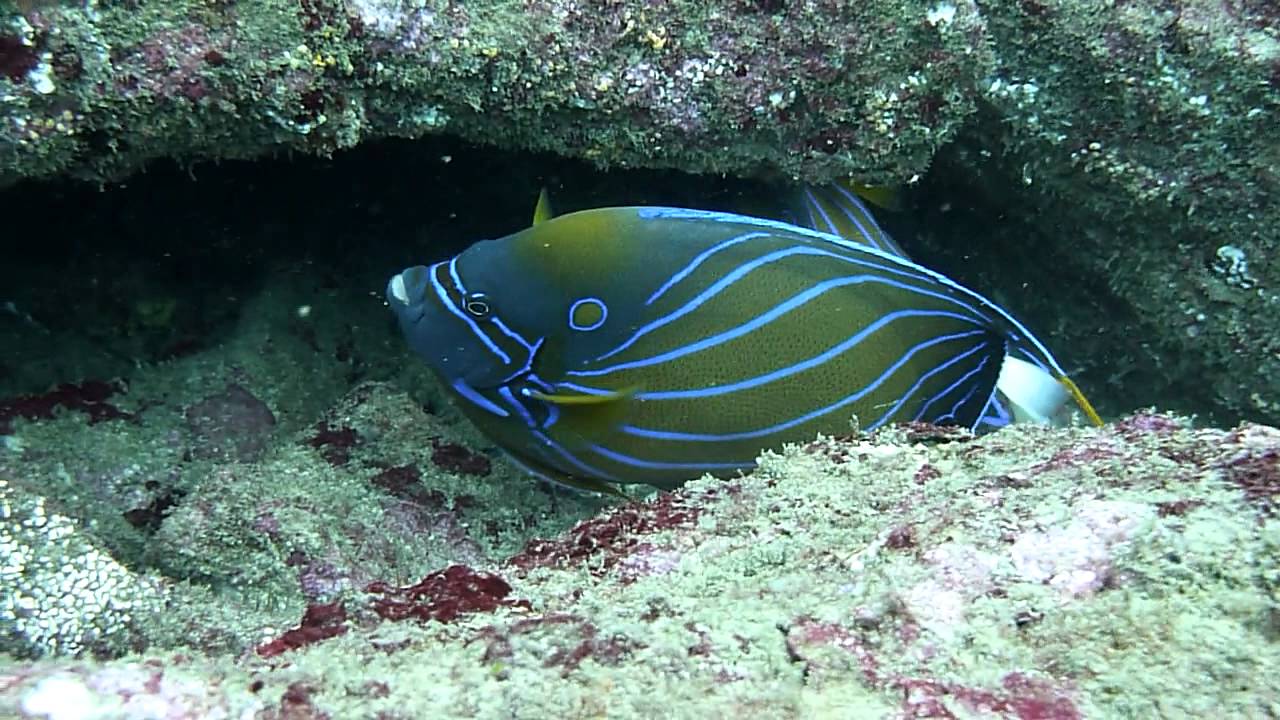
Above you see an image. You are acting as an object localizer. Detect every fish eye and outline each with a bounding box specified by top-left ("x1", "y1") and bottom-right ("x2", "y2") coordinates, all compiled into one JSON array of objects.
[{"x1": 463, "y1": 292, "x2": 492, "y2": 318}]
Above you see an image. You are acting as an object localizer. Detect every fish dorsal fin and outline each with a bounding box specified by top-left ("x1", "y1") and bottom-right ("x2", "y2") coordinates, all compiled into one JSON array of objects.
[
  {"x1": 533, "y1": 188, "x2": 555, "y2": 225},
  {"x1": 793, "y1": 182, "x2": 910, "y2": 259},
  {"x1": 842, "y1": 179, "x2": 903, "y2": 212}
]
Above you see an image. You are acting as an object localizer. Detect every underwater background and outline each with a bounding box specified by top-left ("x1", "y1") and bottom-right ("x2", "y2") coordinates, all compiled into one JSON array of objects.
[{"x1": 1, "y1": 0, "x2": 1277, "y2": 717}]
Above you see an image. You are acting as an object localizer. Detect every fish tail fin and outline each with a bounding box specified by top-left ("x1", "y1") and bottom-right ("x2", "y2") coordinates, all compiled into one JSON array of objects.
[{"x1": 995, "y1": 353, "x2": 1103, "y2": 427}]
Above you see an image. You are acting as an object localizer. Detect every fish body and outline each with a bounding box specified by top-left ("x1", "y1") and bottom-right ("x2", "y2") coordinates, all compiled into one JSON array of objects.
[{"x1": 388, "y1": 206, "x2": 1098, "y2": 493}]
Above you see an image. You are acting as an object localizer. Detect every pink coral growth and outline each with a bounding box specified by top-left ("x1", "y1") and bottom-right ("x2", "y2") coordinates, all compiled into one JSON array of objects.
[
  {"x1": 1215, "y1": 425, "x2": 1280, "y2": 513},
  {"x1": 893, "y1": 672, "x2": 1081, "y2": 720}
]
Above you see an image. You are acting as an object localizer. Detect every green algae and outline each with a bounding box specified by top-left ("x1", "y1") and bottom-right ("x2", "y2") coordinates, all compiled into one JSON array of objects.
[{"x1": 4, "y1": 413, "x2": 1279, "y2": 716}]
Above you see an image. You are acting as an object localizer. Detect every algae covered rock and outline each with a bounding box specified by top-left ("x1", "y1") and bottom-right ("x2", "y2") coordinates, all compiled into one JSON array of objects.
[
  {"x1": 0, "y1": 0, "x2": 990, "y2": 186},
  {"x1": 3, "y1": 413, "x2": 1278, "y2": 717}
]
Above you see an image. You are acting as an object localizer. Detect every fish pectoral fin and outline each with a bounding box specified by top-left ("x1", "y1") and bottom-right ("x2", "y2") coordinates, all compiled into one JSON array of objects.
[
  {"x1": 529, "y1": 386, "x2": 636, "y2": 443},
  {"x1": 527, "y1": 388, "x2": 633, "y2": 406}
]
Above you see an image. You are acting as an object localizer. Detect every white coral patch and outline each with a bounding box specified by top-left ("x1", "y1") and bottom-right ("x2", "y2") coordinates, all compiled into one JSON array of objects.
[
  {"x1": 926, "y1": 3, "x2": 957, "y2": 26},
  {"x1": 1010, "y1": 500, "x2": 1154, "y2": 597}
]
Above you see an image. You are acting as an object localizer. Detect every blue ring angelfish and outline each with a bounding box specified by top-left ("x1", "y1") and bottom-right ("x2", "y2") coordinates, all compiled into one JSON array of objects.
[{"x1": 387, "y1": 202, "x2": 1102, "y2": 496}]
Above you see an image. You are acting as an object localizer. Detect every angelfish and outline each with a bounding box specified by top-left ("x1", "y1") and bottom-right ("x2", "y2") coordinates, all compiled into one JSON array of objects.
[{"x1": 387, "y1": 194, "x2": 1101, "y2": 494}]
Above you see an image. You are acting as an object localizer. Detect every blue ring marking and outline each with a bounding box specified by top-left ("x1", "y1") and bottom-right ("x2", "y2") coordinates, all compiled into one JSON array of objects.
[
  {"x1": 645, "y1": 231, "x2": 770, "y2": 306},
  {"x1": 568, "y1": 277, "x2": 982, "y2": 378},
  {"x1": 596, "y1": 244, "x2": 976, "y2": 364},
  {"x1": 867, "y1": 342, "x2": 993, "y2": 431},
  {"x1": 568, "y1": 297, "x2": 609, "y2": 331},
  {"x1": 633, "y1": 207, "x2": 1069, "y2": 378},
  {"x1": 429, "y1": 259, "x2": 511, "y2": 365},
  {"x1": 617, "y1": 329, "x2": 988, "y2": 442},
  {"x1": 451, "y1": 378, "x2": 509, "y2": 417}
]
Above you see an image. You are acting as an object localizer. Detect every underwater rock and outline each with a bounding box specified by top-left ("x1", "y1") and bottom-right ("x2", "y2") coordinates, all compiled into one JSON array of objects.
[
  {"x1": 2, "y1": 411, "x2": 1277, "y2": 717},
  {"x1": 0, "y1": 0, "x2": 989, "y2": 186},
  {"x1": 0, "y1": 478, "x2": 166, "y2": 659},
  {"x1": 185, "y1": 383, "x2": 277, "y2": 463}
]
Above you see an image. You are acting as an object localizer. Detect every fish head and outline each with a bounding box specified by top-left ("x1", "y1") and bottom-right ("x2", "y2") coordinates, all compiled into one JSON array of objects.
[
  {"x1": 386, "y1": 211, "x2": 647, "y2": 404},
  {"x1": 386, "y1": 251, "x2": 540, "y2": 393}
]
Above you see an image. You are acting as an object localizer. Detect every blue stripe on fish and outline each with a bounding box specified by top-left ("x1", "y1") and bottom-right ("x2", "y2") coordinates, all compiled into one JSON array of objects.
[
  {"x1": 595, "y1": 244, "x2": 991, "y2": 364},
  {"x1": 568, "y1": 278, "x2": 984, "y2": 378},
  {"x1": 617, "y1": 328, "x2": 992, "y2": 441},
  {"x1": 633, "y1": 207, "x2": 1069, "y2": 379},
  {"x1": 632, "y1": 322, "x2": 989, "y2": 401},
  {"x1": 827, "y1": 182, "x2": 906, "y2": 257},
  {"x1": 435, "y1": 260, "x2": 512, "y2": 365},
  {"x1": 533, "y1": 429, "x2": 624, "y2": 483},
  {"x1": 645, "y1": 231, "x2": 772, "y2": 306},
  {"x1": 451, "y1": 378, "x2": 509, "y2": 417},
  {"x1": 499, "y1": 386, "x2": 537, "y2": 427},
  {"x1": 586, "y1": 443, "x2": 753, "y2": 473},
  {"x1": 870, "y1": 342, "x2": 994, "y2": 430}
]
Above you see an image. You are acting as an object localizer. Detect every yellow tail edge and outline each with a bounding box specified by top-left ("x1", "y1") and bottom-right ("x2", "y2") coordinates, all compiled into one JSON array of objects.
[{"x1": 1058, "y1": 377, "x2": 1104, "y2": 427}]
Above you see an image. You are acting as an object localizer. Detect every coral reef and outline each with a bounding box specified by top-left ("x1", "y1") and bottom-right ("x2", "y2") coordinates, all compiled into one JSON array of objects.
[
  {"x1": 0, "y1": 0, "x2": 989, "y2": 186},
  {"x1": 2, "y1": 390, "x2": 1278, "y2": 715}
]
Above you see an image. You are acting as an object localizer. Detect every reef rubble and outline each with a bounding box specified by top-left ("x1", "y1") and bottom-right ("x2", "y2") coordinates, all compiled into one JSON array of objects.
[{"x1": 2, "y1": 361, "x2": 1277, "y2": 717}]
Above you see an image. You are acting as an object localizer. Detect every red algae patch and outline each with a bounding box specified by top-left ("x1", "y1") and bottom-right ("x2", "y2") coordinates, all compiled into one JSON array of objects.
[{"x1": 366, "y1": 565, "x2": 530, "y2": 624}]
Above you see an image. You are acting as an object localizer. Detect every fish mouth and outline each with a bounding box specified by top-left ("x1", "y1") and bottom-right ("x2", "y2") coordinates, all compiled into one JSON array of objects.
[{"x1": 388, "y1": 272, "x2": 410, "y2": 305}]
